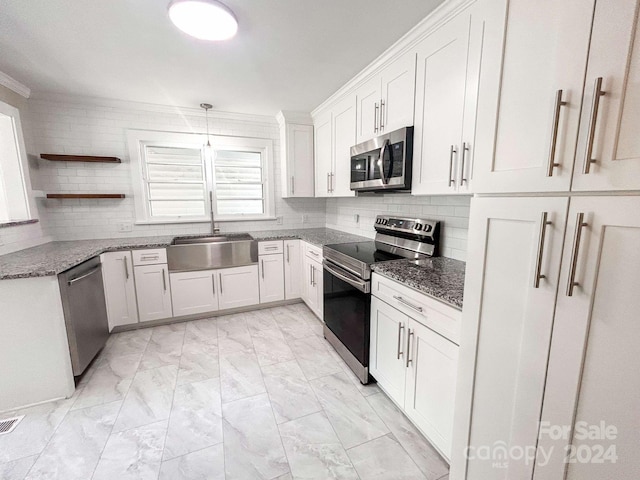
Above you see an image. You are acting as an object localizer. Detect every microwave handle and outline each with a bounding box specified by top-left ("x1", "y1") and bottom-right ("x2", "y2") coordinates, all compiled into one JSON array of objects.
[{"x1": 378, "y1": 139, "x2": 390, "y2": 184}]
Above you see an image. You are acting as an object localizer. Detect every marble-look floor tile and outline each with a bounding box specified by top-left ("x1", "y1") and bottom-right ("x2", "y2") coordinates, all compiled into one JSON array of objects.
[
  {"x1": 347, "y1": 434, "x2": 426, "y2": 479},
  {"x1": 245, "y1": 309, "x2": 279, "y2": 334},
  {"x1": 163, "y1": 378, "x2": 223, "y2": 461},
  {"x1": 271, "y1": 306, "x2": 315, "y2": 342},
  {"x1": 279, "y1": 411, "x2": 358, "y2": 480},
  {"x1": 24, "y1": 401, "x2": 120, "y2": 480},
  {"x1": 216, "y1": 313, "x2": 248, "y2": 336},
  {"x1": 327, "y1": 347, "x2": 382, "y2": 398},
  {"x1": 262, "y1": 360, "x2": 321, "y2": 424},
  {"x1": 92, "y1": 420, "x2": 167, "y2": 480},
  {"x1": 112, "y1": 364, "x2": 178, "y2": 432},
  {"x1": 251, "y1": 328, "x2": 295, "y2": 367},
  {"x1": 289, "y1": 336, "x2": 342, "y2": 380},
  {"x1": 0, "y1": 456, "x2": 37, "y2": 480},
  {"x1": 366, "y1": 393, "x2": 448, "y2": 480},
  {"x1": 177, "y1": 342, "x2": 220, "y2": 386},
  {"x1": 219, "y1": 348, "x2": 266, "y2": 403},
  {"x1": 311, "y1": 372, "x2": 389, "y2": 449},
  {"x1": 71, "y1": 353, "x2": 141, "y2": 410},
  {"x1": 217, "y1": 314, "x2": 253, "y2": 355},
  {"x1": 159, "y1": 444, "x2": 225, "y2": 480},
  {"x1": 183, "y1": 317, "x2": 218, "y2": 345},
  {"x1": 274, "y1": 474, "x2": 293, "y2": 480},
  {"x1": 138, "y1": 328, "x2": 185, "y2": 371},
  {"x1": 0, "y1": 398, "x2": 74, "y2": 463},
  {"x1": 101, "y1": 328, "x2": 152, "y2": 360},
  {"x1": 222, "y1": 393, "x2": 289, "y2": 480}
]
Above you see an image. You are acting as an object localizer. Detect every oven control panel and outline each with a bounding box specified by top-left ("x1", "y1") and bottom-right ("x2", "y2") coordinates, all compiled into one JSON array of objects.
[{"x1": 374, "y1": 215, "x2": 439, "y2": 238}]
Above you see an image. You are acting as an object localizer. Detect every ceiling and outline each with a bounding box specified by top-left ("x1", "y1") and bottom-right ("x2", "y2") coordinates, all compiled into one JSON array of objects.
[{"x1": 0, "y1": 0, "x2": 443, "y2": 116}]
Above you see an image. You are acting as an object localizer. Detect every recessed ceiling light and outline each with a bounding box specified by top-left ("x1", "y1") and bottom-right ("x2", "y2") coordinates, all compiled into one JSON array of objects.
[{"x1": 168, "y1": 0, "x2": 238, "y2": 41}]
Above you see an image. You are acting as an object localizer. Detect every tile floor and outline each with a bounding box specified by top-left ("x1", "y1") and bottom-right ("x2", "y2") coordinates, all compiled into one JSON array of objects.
[{"x1": 0, "y1": 303, "x2": 450, "y2": 480}]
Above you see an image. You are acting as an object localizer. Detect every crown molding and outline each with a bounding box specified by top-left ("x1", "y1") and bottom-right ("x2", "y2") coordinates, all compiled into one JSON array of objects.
[
  {"x1": 0, "y1": 71, "x2": 31, "y2": 98},
  {"x1": 311, "y1": 0, "x2": 476, "y2": 116},
  {"x1": 276, "y1": 110, "x2": 313, "y2": 126},
  {"x1": 28, "y1": 92, "x2": 278, "y2": 124}
]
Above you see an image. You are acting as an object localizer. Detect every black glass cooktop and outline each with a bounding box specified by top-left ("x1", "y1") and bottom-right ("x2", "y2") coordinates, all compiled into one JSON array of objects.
[{"x1": 325, "y1": 241, "x2": 400, "y2": 265}]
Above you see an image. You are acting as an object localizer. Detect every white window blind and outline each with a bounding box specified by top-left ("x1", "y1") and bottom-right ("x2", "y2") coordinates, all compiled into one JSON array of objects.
[{"x1": 214, "y1": 150, "x2": 265, "y2": 216}]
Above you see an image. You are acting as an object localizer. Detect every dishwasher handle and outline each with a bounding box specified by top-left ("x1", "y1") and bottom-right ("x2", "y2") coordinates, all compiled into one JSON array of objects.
[{"x1": 67, "y1": 266, "x2": 101, "y2": 286}]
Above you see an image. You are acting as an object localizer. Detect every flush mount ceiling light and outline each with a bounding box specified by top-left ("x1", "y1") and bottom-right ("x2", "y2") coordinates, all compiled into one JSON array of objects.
[{"x1": 168, "y1": 0, "x2": 238, "y2": 41}]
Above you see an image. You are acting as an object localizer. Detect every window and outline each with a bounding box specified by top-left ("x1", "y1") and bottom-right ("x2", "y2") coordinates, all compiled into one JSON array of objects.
[
  {"x1": 0, "y1": 101, "x2": 32, "y2": 223},
  {"x1": 128, "y1": 130, "x2": 274, "y2": 223}
]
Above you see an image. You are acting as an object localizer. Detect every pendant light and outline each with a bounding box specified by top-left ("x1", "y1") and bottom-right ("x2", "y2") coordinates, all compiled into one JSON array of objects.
[
  {"x1": 168, "y1": 0, "x2": 238, "y2": 41},
  {"x1": 201, "y1": 103, "x2": 214, "y2": 158}
]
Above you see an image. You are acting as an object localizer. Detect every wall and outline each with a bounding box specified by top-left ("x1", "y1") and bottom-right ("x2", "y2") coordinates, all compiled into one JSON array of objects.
[
  {"x1": 22, "y1": 95, "x2": 326, "y2": 240},
  {"x1": 0, "y1": 84, "x2": 52, "y2": 255},
  {"x1": 326, "y1": 194, "x2": 470, "y2": 261}
]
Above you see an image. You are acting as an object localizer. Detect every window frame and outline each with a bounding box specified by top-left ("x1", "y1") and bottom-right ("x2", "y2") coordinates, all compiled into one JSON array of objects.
[
  {"x1": 127, "y1": 129, "x2": 275, "y2": 224},
  {"x1": 0, "y1": 101, "x2": 34, "y2": 224}
]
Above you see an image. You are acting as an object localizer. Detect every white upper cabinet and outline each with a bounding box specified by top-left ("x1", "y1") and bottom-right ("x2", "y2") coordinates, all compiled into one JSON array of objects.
[
  {"x1": 277, "y1": 111, "x2": 315, "y2": 198},
  {"x1": 356, "y1": 52, "x2": 416, "y2": 143},
  {"x1": 101, "y1": 251, "x2": 138, "y2": 331},
  {"x1": 313, "y1": 94, "x2": 356, "y2": 198},
  {"x1": 473, "y1": 0, "x2": 595, "y2": 193},
  {"x1": 572, "y1": 0, "x2": 640, "y2": 192}
]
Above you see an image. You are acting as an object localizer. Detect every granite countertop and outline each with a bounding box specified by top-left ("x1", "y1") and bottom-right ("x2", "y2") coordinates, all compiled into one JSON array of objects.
[
  {"x1": 371, "y1": 257, "x2": 466, "y2": 310},
  {"x1": 0, "y1": 228, "x2": 370, "y2": 280}
]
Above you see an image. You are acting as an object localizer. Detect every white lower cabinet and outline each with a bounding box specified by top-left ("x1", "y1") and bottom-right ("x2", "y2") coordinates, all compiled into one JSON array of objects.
[
  {"x1": 101, "y1": 251, "x2": 138, "y2": 331},
  {"x1": 284, "y1": 240, "x2": 302, "y2": 299},
  {"x1": 218, "y1": 264, "x2": 260, "y2": 310},
  {"x1": 370, "y1": 275, "x2": 460, "y2": 461},
  {"x1": 134, "y1": 263, "x2": 173, "y2": 322},
  {"x1": 301, "y1": 243, "x2": 323, "y2": 320},
  {"x1": 259, "y1": 253, "x2": 285, "y2": 303},
  {"x1": 170, "y1": 270, "x2": 218, "y2": 317}
]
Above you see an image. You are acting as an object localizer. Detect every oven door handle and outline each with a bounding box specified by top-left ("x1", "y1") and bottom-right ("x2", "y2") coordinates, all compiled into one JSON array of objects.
[{"x1": 323, "y1": 261, "x2": 370, "y2": 294}]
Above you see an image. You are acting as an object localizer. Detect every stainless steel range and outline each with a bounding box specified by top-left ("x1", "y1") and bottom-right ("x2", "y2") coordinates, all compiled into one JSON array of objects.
[{"x1": 322, "y1": 215, "x2": 440, "y2": 383}]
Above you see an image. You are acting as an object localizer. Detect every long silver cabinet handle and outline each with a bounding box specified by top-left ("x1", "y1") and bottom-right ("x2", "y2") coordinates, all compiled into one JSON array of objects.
[
  {"x1": 460, "y1": 142, "x2": 470, "y2": 185},
  {"x1": 397, "y1": 323, "x2": 404, "y2": 359},
  {"x1": 534, "y1": 212, "x2": 552, "y2": 288},
  {"x1": 212, "y1": 273, "x2": 215, "y2": 295},
  {"x1": 380, "y1": 99, "x2": 385, "y2": 131},
  {"x1": 123, "y1": 256, "x2": 129, "y2": 280},
  {"x1": 68, "y1": 266, "x2": 101, "y2": 286},
  {"x1": 162, "y1": 268, "x2": 167, "y2": 291},
  {"x1": 141, "y1": 255, "x2": 159, "y2": 261},
  {"x1": 286, "y1": 244, "x2": 290, "y2": 264},
  {"x1": 261, "y1": 259, "x2": 265, "y2": 280},
  {"x1": 449, "y1": 145, "x2": 457, "y2": 187},
  {"x1": 583, "y1": 77, "x2": 606, "y2": 174},
  {"x1": 330, "y1": 173, "x2": 335, "y2": 193},
  {"x1": 291, "y1": 176, "x2": 295, "y2": 195},
  {"x1": 327, "y1": 173, "x2": 331, "y2": 193},
  {"x1": 405, "y1": 329, "x2": 414, "y2": 368},
  {"x1": 547, "y1": 89, "x2": 568, "y2": 177},
  {"x1": 374, "y1": 103, "x2": 379, "y2": 133},
  {"x1": 393, "y1": 295, "x2": 423, "y2": 313},
  {"x1": 566, "y1": 212, "x2": 588, "y2": 297},
  {"x1": 219, "y1": 273, "x2": 223, "y2": 295}
]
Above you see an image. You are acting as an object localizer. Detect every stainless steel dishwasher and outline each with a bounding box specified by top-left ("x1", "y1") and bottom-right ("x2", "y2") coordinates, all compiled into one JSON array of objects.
[{"x1": 58, "y1": 256, "x2": 110, "y2": 376}]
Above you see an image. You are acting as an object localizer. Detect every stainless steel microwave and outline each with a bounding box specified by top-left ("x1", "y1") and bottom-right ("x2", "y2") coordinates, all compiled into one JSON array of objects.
[{"x1": 350, "y1": 127, "x2": 413, "y2": 193}]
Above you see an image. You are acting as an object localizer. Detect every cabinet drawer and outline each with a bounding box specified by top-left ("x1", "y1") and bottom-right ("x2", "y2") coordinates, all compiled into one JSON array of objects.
[
  {"x1": 132, "y1": 248, "x2": 167, "y2": 266},
  {"x1": 303, "y1": 242, "x2": 323, "y2": 261},
  {"x1": 371, "y1": 272, "x2": 461, "y2": 344},
  {"x1": 258, "y1": 240, "x2": 284, "y2": 255}
]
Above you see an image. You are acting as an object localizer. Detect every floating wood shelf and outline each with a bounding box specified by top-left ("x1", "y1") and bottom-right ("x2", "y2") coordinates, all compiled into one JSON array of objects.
[
  {"x1": 45, "y1": 194, "x2": 126, "y2": 199},
  {"x1": 40, "y1": 154, "x2": 121, "y2": 163}
]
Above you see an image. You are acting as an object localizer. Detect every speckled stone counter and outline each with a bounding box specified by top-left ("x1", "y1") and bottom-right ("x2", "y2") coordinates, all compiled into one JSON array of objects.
[
  {"x1": 371, "y1": 257, "x2": 466, "y2": 310},
  {"x1": 0, "y1": 228, "x2": 370, "y2": 280}
]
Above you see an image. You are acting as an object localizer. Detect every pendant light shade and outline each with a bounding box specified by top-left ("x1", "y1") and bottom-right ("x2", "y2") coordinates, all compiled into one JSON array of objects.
[{"x1": 168, "y1": 0, "x2": 238, "y2": 41}]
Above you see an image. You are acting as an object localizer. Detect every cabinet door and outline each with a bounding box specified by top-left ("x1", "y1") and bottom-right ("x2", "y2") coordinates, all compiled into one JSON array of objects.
[
  {"x1": 356, "y1": 76, "x2": 381, "y2": 143},
  {"x1": 134, "y1": 264, "x2": 172, "y2": 322},
  {"x1": 472, "y1": 0, "x2": 595, "y2": 194},
  {"x1": 311, "y1": 260, "x2": 323, "y2": 320},
  {"x1": 259, "y1": 254, "x2": 285, "y2": 303},
  {"x1": 170, "y1": 270, "x2": 218, "y2": 317},
  {"x1": 572, "y1": 1, "x2": 640, "y2": 192},
  {"x1": 287, "y1": 123, "x2": 315, "y2": 197},
  {"x1": 405, "y1": 317, "x2": 458, "y2": 461},
  {"x1": 380, "y1": 52, "x2": 416, "y2": 134},
  {"x1": 331, "y1": 94, "x2": 357, "y2": 197},
  {"x1": 450, "y1": 197, "x2": 568, "y2": 480},
  {"x1": 302, "y1": 256, "x2": 321, "y2": 318},
  {"x1": 101, "y1": 251, "x2": 138, "y2": 331},
  {"x1": 412, "y1": 12, "x2": 470, "y2": 195},
  {"x1": 218, "y1": 265, "x2": 260, "y2": 310},
  {"x1": 284, "y1": 240, "x2": 302, "y2": 300},
  {"x1": 314, "y1": 109, "x2": 333, "y2": 197},
  {"x1": 369, "y1": 296, "x2": 407, "y2": 407},
  {"x1": 535, "y1": 196, "x2": 640, "y2": 480}
]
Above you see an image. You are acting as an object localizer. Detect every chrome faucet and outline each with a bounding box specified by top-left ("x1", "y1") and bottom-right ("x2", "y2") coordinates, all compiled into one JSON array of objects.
[{"x1": 209, "y1": 191, "x2": 220, "y2": 235}]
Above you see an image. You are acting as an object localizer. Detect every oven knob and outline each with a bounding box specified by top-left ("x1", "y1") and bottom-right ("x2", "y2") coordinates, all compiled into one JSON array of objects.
[
  {"x1": 376, "y1": 218, "x2": 381, "y2": 224},
  {"x1": 423, "y1": 224, "x2": 432, "y2": 232},
  {"x1": 415, "y1": 223, "x2": 423, "y2": 231}
]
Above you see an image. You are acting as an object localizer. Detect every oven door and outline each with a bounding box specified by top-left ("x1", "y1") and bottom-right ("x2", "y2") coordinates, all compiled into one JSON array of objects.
[{"x1": 323, "y1": 260, "x2": 371, "y2": 372}]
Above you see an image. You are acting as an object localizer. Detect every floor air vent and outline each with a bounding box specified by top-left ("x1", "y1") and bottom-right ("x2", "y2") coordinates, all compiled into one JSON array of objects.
[{"x1": 0, "y1": 415, "x2": 24, "y2": 435}]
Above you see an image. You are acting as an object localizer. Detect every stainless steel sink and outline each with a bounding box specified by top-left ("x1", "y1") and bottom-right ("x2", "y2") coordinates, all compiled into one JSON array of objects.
[{"x1": 168, "y1": 234, "x2": 257, "y2": 271}]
